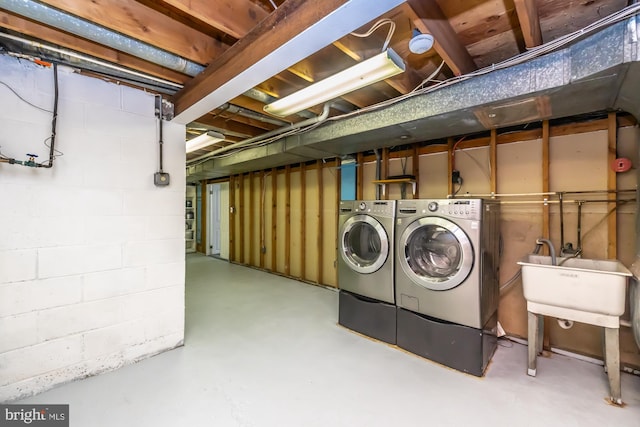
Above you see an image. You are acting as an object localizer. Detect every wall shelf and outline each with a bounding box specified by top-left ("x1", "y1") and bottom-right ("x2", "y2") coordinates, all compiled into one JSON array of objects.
[
  {"x1": 185, "y1": 186, "x2": 197, "y2": 253},
  {"x1": 372, "y1": 176, "x2": 416, "y2": 198}
]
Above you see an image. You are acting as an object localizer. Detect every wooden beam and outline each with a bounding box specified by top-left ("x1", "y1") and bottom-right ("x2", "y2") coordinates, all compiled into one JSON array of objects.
[
  {"x1": 229, "y1": 175, "x2": 236, "y2": 263},
  {"x1": 285, "y1": 165, "x2": 291, "y2": 276},
  {"x1": 335, "y1": 158, "x2": 342, "y2": 278},
  {"x1": 513, "y1": 0, "x2": 543, "y2": 49},
  {"x1": 607, "y1": 112, "x2": 617, "y2": 259},
  {"x1": 172, "y1": 0, "x2": 404, "y2": 122},
  {"x1": 195, "y1": 113, "x2": 265, "y2": 138},
  {"x1": 300, "y1": 162, "x2": 307, "y2": 281},
  {"x1": 259, "y1": 171, "x2": 265, "y2": 269},
  {"x1": 317, "y1": 160, "x2": 324, "y2": 284},
  {"x1": 249, "y1": 172, "x2": 255, "y2": 266},
  {"x1": 356, "y1": 152, "x2": 364, "y2": 200},
  {"x1": 490, "y1": 128, "x2": 498, "y2": 194},
  {"x1": 37, "y1": 0, "x2": 224, "y2": 65},
  {"x1": 271, "y1": 168, "x2": 278, "y2": 272},
  {"x1": 0, "y1": 12, "x2": 189, "y2": 84},
  {"x1": 404, "y1": 1, "x2": 476, "y2": 76},
  {"x1": 158, "y1": 0, "x2": 267, "y2": 40}
]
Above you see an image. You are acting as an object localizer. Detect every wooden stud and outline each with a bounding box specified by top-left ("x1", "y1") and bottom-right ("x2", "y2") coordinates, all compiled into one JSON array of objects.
[
  {"x1": 259, "y1": 171, "x2": 265, "y2": 269},
  {"x1": 513, "y1": 0, "x2": 543, "y2": 49},
  {"x1": 285, "y1": 165, "x2": 291, "y2": 276},
  {"x1": 249, "y1": 171, "x2": 255, "y2": 266},
  {"x1": 447, "y1": 137, "x2": 454, "y2": 196},
  {"x1": 317, "y1": 160, "x2": 324, "y2": 284},
  {"x1": 335, "y1": 158, "x2": 342, "y2": 279},
  {"x1": 229, "y1": 175, "x2": 236, "y2": 263},
  {"x1": 356, "y1": 152, "x2": 364, "y2": 200},
  {"x1": 271, "y1": 168, "x2": 278, "y2": 272},
  {"x1": 381, "y1": 147, "x2": 389, "y2": 200},
  {"x1": 301, "y1": 162, "x2": 307, "y2": 281},
  {"x1": 490, "y1": 128, "x2": 498, "y2": 194},
  {"x1": 541, "y1": 120, "x2": 551, "y2": 352},
  {"x1": 199, "y1": 180, "x2": 207, "y2": 253},
  {"x1": 607, "y1": 112, "x2": 617, "y2": 259},
  {"x1": 238, "y1": 173, "x2": 245, "y2": 264}
]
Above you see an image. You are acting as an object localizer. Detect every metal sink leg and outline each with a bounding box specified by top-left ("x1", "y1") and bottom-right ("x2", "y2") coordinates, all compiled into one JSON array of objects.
[
  {"x1": 527, "y1": 311, "x2": 542, "y2": 376},
  {"x1": 604, "y1": 327, "x2": 622, "y2": 405}
]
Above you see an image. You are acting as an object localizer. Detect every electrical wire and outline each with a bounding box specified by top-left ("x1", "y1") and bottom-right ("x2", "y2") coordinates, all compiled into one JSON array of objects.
[
  {"x1": 0, "y1": 79, "x2": 52, "y2": 113},
  {"x1": 350, "y1": 18, "x2": 396, "y2": 52}
]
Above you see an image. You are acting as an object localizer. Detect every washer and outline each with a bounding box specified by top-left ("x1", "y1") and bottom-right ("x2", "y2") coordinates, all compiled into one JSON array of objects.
[
  {"x1": 395, "y1": 198, "x2": 500, "y2": 376},
  {"x1": 338, "y1": 200, "x2": 396, "y2": 344}
]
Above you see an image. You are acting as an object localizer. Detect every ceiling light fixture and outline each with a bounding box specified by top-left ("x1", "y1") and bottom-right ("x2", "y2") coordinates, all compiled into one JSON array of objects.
[
  {"x1": 186, "y1": 131, "x2": 225, "y2": 153},
  {"x1": 263, "y1": 48, "x2": 405, "y2": 118},
  {"x1": 409, "y1": 29, "x2": 434, "y2": 55}
]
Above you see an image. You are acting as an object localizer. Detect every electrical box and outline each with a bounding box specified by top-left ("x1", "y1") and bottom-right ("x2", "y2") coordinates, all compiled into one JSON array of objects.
[{"x1": 154, "y1": 172, "x2": 170, "y2": 186}]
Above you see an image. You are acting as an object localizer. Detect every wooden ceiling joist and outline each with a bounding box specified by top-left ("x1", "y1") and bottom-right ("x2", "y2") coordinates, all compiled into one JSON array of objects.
[
  {"x1": 171, "y1": 0, "x2": 405, "y2": 124},
  {"x1": 514, "y1": 0, "x2": 543, "y2": 49},
  {"x1": 404, "y1": 0, "x2": 477, "y2": 76},
  {"x1": 0, "y1": 11, "x2": 189, "y2": 84},
  {"x1": 36, "y1": 0, "x2": 225, "y2": 65}
]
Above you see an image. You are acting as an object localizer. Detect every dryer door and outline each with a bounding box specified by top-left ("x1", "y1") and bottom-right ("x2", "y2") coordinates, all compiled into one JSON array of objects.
[
  {"x1": 340, "y1": 215, "x2": 389, "y2": 274},
  {"x1": 399, "y1": 217, "x2": 473, "y2": 290}
]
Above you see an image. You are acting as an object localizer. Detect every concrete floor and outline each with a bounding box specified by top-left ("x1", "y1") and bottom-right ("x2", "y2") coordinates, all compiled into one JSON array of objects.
[{"x1": 18, "y1": 254, "x2": 640, "y2": 426}]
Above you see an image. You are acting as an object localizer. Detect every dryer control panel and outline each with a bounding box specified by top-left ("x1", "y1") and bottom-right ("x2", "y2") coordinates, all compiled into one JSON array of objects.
[{"x1": 355, "y1": 200, "x2": 395, "y2": 215}]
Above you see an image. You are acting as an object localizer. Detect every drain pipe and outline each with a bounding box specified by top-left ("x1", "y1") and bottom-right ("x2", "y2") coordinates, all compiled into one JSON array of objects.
[
  {"x1": 187, "y1": 103, "x2": 331, "y2": 164},
  {"x1": 1, "y1": 0, "x2": 204, "y2": 76},
  {"x1": 374, "y1": 149, "x2": 382, "y2": 200}
]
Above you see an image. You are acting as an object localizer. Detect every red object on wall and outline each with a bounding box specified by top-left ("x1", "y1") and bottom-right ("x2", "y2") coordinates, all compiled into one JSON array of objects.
[{"x1": 611, "y1": 157, "x2": 632, "y2": 173}]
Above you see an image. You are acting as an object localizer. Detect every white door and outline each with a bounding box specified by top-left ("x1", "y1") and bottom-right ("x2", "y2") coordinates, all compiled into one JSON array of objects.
[{"x1": 207, "y1": 183, "x2": 230, "y2": 259}]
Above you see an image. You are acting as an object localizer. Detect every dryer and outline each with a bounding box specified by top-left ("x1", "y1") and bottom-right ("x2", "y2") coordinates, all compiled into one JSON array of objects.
[
  {"x1": 395, "y1": 198, "x2": 500, "y2": 376},
  {"x1": 338, "y1": 200, "x2": 396, "y2": 344}
]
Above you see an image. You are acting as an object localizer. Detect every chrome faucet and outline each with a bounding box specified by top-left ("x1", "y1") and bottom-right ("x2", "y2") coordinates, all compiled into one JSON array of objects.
[{"x1": 535, "y1": 238, "x2": 557, "y2": 266}]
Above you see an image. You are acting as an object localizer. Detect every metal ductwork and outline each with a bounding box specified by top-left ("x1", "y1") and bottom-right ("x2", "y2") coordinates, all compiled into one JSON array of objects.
[
  {"x1": 187, "y1": 17, "x2": 640, "y2": 182},
  {"x1": 1, "y1": 0, "x2": 205, "y2": 76}
]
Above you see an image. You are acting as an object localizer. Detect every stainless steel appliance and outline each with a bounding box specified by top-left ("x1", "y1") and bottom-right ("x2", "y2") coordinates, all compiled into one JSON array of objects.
[
  {"x1": 338, "y1": 200, "x2": 396, "y2": 344},
  {"x1": 394, "y1": 198, "x2": 500, "y2": 376}
]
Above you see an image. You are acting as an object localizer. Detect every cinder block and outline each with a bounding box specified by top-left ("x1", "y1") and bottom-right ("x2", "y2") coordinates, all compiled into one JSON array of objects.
[
  {"x1": 121, "y1": 87, "x2": 154, "y2": 116},
  {"x1": 61, "y1": 72, "x2": 120, "y2": 109},
  {"x1": 83, "y1": 267, "x2": 145, "y2": 301},
  {"x1": 123, "y1": 190, "x2": 184, "y2": 216},
  {"x1": 145, "y1": 261, "x2": 185, "y2": 290},
  {"x1": 121, "y1": 331, "x2": 183, "y2": 362},
  {"x1": 37, "y1": 246, "x2": 84, "y2": 278},
  {"x1": 0, "y1": 312, "x2": 38, "y2": 353},
  {"x1": 143, "y1": 306, "x2": 185, "y2": 340},
  {"x1": 145, "y1": 215, "x2": 184, "y2": 239},
  {"x1": 34, "y1": 216, "x2": 85, "y2": 248},
  {"x1": 37, "y1": 298, "x2": 123, "y2": 341},
  {"x1": 0, "y1": 249, "x2": 37, "y2": 284},
  {"x1": 123, "y1": 239, "x2": 184, "y2": 267},
  {"x1": 80, "y1": 189, "x2": 124, "y2": 216},
  {"x1": 83, "y1": 216, "x2": 145, "y2": 244},
  {"x1": 0, "y1": 276, "x2": 82, "y2": 316},
  {"x1": 122, "y1": 285, "x2": 183, "y2": 321},
  {"x1": 0, "y1": 335, "x2": 83, "y2": 387},
  {"x1": 82, "y1": 320, "x2": 146, "y2": 360}
]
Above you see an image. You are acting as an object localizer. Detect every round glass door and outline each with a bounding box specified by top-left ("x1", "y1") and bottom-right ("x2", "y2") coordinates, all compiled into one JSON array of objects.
[
  {"x1": 399, "y1": 217, "x2": 473, "y2": 290},
  {"x1": 340, "y1": 215, "x2": 389, "y2": 274}
]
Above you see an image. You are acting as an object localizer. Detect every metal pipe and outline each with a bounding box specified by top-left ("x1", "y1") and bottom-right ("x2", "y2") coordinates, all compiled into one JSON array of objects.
[
  {"x1": 0, "y1": 32, "x2": 184, "y2": 89},
  {"x1": 187, "y1": 103, "x2": 332, "y2": 164},
  {"x1": 459, "y1": 190, "x2": 635, "y2": 198},
  {"x1": 220, "y1": 103, "x2": 290, "y2": 127},
  {"x1": 577, "y1": 201, "x2": 584, "y2": 250},
  {"x1": 374, "y1": 149, "x2": 381, "y2": 200},
  {"x1": 559, "y1": 192, "x2": 565, "y2": 251},
  {"x1": 1, "y1": 0, "x2": 204, "y2": 76}
]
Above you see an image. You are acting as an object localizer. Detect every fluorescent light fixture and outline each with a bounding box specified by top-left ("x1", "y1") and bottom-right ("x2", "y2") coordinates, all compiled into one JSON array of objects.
[
  {"x1": 263, "y1": 48, "x2": 405, "y2": 117},
  {"x1": 186, "y1": 131, "x2": 225, "y2": 153}
]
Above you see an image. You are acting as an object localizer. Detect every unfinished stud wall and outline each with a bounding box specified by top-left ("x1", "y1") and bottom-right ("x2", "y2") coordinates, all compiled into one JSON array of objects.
[
  {"x1": 229, "y1": 161, "x2": 339, "y2": 287},
  {"x1": 0, "y1": 56, "x2": 185, "y2": 401}
]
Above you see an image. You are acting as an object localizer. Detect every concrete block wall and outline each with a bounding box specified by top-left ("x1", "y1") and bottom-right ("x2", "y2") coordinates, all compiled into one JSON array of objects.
[{"x1": 0, "y1": 55, "x2": 185, "y2": 401}]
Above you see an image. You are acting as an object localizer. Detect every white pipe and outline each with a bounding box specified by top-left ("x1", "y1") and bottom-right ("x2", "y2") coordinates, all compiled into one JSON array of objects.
[
  {"x1": 0, "y1": 32, "x2": 184, "y2": 89},
  {"x1": 187, "y1": 103, "x2": 331, "y2": 164}
]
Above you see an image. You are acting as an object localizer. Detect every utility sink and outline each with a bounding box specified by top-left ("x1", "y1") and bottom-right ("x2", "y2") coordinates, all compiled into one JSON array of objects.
[
  {"x1": 517, "y1": 254, "x2": 633, "y2": 405},
  {"x1": 518, "y1": 254, "x2": 632, "y2": 325}
]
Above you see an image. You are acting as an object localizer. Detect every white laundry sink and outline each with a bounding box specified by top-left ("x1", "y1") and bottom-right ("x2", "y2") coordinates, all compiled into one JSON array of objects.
[
  {"x1": 519, "y1": 254, "x2": 633, "y2": 405},
  {"x1": 518, "y1": 254, "x2": 632, "y2": 325}
]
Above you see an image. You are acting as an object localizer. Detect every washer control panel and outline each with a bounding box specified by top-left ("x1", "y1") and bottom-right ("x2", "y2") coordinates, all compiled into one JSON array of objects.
[{"x1": 341, "y1": 200, "x2": 396, "y2": 216}]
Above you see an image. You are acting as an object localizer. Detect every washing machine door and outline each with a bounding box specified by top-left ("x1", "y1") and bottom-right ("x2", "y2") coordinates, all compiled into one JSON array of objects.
[
  {"x1": 340, "y1": 215, "x2": 389, "y2": 274},
  {"x1": 399, "y1": 217, "x2": 473, "y2": 290}
]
